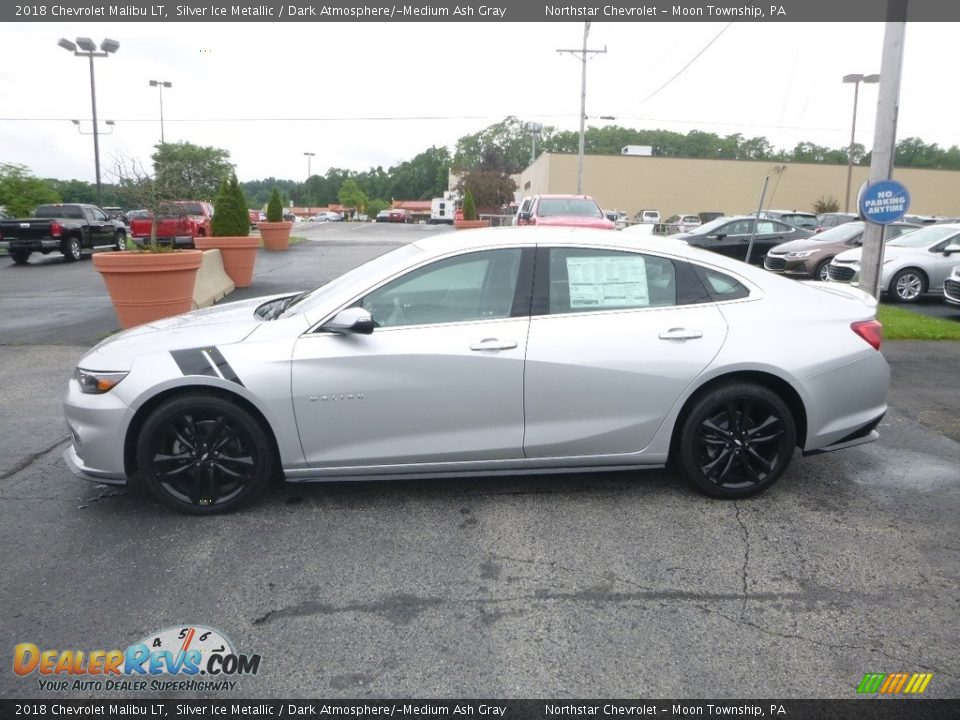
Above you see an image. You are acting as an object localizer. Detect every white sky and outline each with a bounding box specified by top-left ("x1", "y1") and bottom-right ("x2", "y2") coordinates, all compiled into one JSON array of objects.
[{"x1": 1, "y1": 21, "x2": 957, "y2": 184}]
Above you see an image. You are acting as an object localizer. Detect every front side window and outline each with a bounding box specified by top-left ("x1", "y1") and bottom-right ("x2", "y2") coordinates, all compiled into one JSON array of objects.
[
  {"x1": 723, "y1": 220, "x2": 753, "y2": 236},
  {"x1": 360, "y1": 249, "x2": 523, "y2": 328}
]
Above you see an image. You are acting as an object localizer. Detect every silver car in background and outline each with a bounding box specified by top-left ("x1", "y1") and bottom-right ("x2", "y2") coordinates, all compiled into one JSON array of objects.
[
  {"x1": 828, "y1": 223, "x2": 960, "y2": 302},
  {"x1": 64, "y1": 228, "x2": 889, "y2": 514}
]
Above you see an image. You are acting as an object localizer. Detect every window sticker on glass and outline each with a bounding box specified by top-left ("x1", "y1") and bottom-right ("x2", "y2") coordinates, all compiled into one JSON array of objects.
[{"x1": 566, "y1": 255, "x2": 649, "y2": 309}]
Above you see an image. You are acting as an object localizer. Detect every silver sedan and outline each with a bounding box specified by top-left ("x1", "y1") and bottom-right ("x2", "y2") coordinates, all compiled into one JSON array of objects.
[{"x1": 64, "y1": 228, "x2": 889, "y2": 514}]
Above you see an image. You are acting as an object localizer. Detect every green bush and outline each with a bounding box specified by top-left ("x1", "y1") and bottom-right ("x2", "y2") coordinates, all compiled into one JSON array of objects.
[
  {"x1": 462, "y1": 189, "x2": 478, "y2": 221},
  {"x1": 212, "y1": 173, "x2": 250, "y2": 237},
  {"x1": 266, "y1": 187, "x2": 284, "y2": 223}
]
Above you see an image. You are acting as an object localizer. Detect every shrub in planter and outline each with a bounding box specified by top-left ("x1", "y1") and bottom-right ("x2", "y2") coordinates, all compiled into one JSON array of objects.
[
  {"x1": 454, "y1": 189, "x2": 488, "y2": 229},
  {"x1": 260, "y1": 187, "x2": 293, "y2": 251},
  {"x1": 199, "y1": 173, "x2": 259, "y2": 287}
]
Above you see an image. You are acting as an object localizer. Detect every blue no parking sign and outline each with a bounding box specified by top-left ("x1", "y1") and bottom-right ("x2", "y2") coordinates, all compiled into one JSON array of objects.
[{"x1": 859, "y1": 179, "x2": 910, "y2": 224}]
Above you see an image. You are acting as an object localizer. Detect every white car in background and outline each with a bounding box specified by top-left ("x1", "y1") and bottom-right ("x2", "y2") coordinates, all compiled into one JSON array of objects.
[{"x1": 827, "y1": 223, "x2": 960, "y2": 302}]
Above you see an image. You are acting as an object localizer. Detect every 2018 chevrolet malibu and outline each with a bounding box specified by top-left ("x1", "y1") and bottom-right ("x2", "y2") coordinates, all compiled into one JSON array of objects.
[{"x1": 64, "y1": 228, "x2": 889, "y2": 514}]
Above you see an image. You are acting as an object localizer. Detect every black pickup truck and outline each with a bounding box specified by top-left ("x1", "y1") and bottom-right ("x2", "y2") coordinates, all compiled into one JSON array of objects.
[{"x1": 0, "y1": 203, "x2": 127, "y2": 265}]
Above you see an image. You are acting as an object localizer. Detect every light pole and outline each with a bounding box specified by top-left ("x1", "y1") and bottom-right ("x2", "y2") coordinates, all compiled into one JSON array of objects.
[
  {"x1": 148, "y1": 80, "x2": 172, "y2": 144},
  {"x1": 303, "y1": 152, "x2": 315, "y2": 215},
  {"x1": 842, "y1": 73, "x2": 880, "y2": 213},
  {"x1": 557, "y1": 22, "x2": 607, "y2": 195},
  {"x1": 59, "y1": 37, "x2": 119, "y2": 206},
  {"x1": 71, "y1": 119, "x2": 115, "y2": 135}
]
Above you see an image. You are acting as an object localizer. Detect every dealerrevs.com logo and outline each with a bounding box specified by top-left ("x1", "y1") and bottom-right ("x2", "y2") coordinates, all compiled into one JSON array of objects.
[
  {"x1": 14, "y1": 625, "x2": 262, "y2": 692},
  {"x1": 856, "y1": 672, "x2": 934, "y2": 695}
]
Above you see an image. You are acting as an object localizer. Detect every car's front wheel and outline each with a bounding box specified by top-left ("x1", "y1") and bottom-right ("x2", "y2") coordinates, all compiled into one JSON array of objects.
[
  {"x1": 889, "y1": 268, "x2": 927, "y2": 303},
  {"x1": 676, "y1": 382, "x2": 796, "y2": 499},
  {"x1": 814, "y1": 258, "x2": 832, "y2": 281},
  {"x1": 115, "y1": 232, "x2": 127, "y2": 251},
  {"x1": 135, "y1": 394, "x2": 275, "y2": 515}
]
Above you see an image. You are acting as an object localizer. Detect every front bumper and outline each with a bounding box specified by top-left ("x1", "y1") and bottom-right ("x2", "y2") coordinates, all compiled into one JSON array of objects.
[
  {"x1": 944, "y1": 276, "x2": 960, "y2": 305},
  {"x1": 764, "y1": 254, "x2": 815, "y2": 277},
  {"x1": 63, "y1": 378, "x2": 134, "y2": 484}
]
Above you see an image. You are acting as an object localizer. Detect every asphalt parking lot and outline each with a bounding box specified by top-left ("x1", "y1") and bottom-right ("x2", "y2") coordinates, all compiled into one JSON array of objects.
[{"x1": 0, "y1": 223, "x2": 957, "y2": 699}]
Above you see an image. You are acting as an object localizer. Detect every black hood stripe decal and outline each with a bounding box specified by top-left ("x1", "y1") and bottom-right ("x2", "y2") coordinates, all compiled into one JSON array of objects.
[{"x1": 170, "y1": 347, "x2": 244, "y2": 387}]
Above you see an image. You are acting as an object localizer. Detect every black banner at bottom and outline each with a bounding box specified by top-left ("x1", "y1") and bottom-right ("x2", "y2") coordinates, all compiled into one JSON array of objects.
[{"x1": 2, "y1": 700, "x2": 960, "y2": 720}]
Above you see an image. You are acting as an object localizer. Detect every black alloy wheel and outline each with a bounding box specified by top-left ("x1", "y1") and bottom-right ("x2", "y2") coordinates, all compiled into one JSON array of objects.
[
  {"x1": 677, "y1": 383, "x2": 796, "y2": 499},
  {"x1": 136, "y1": 394, "x2": 274, "y2": 514},
  {"x1": 62, "y1": 236, "x2": 82, "y2": 262}
]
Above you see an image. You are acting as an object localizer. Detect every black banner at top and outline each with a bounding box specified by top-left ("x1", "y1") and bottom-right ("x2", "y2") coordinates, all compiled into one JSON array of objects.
[{"x1": 3, "y1": 0, "x2": 959, "y2": 23}]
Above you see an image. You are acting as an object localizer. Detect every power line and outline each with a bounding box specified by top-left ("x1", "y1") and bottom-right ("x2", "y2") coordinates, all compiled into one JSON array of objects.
[{"x1": 638, "y1": 23, "x2": 733, "y2": 105}]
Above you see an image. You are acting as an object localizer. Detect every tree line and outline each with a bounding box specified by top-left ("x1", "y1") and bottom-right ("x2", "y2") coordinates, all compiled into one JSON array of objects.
[{"x1": 4, "y1": 117, "x2": 960, "y2": 217}]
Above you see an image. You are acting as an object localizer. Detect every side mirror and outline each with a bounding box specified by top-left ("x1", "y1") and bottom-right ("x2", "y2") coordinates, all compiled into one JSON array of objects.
[
  {"x1": 712, "y1": 233, "x2": 726, "y2": 240},
  {"x1": 944, "y1": 243, "x2": 960, "y2": 255},
  {"x1": 322, "y1": 307, "x2": 374, "y2": 335},
  {"x1": 518, "y1": 211, "x2": 531, "y2": 221}
]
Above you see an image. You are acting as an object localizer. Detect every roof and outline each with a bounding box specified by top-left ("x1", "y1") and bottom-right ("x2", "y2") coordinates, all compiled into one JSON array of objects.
[{"x1": 392, "y1": 200, "x2": 431, "y2": 211}]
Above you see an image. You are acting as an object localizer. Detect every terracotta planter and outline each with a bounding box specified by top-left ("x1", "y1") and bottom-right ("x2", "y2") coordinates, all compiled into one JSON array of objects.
[
  {"x1": 194, "y1": 236, "x2": 259, "y2": 287},
  {"x1": 258, "y1": 221, "x2": 293, "y2": 250},
  {"x1": 93, "y1": 250, "x2": 203, "y2": 329},
  {"x1": 454, "y1": 219, "x2": 490, "y2": 230}
]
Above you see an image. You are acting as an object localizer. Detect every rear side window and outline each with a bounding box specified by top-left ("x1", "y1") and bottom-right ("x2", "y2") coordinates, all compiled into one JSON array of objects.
[{"x1": 695, "y1": 266, "x2": 750, "y2": 301}]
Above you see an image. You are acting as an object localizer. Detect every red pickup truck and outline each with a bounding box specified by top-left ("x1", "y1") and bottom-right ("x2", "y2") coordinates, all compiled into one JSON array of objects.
[{"x1": 129, "y1": 201, "x2": 214, "y2": 247}]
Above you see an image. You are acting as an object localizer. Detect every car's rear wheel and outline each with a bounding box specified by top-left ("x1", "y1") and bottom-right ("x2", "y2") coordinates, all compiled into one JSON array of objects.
[
  {"x1": 676, "y1": 382, "x2": 796, "y2": 499},
  {"x1": 889, "y1": 268, "x2": 927, "y2": 303},
  {"x1": 10, "y1": 250, "x2": 31, "y2": 265},
  {"x1": 814, "y1": 258, "x2": 832, "y2": 281},
  {"x1": 62, "y1": 236, "x2": 82, "y2": 262},
  {"x1": 115, "y1": 232, "x2": 127, "y2": 251},
  {"x1": 136, "y1": 394, "x2": 274, "y2": 515}
]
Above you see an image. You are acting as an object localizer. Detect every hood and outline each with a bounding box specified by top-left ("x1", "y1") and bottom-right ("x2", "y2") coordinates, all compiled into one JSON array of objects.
[
  {"x1": 833, "y1": 247, "x2": 863, "y2": 263},
  {"x1": 85, "y1": 293, "x2": 293, "y2": 368},
  {"x1": 768, "y1": 238, "x2": 833, "y2": 255}
]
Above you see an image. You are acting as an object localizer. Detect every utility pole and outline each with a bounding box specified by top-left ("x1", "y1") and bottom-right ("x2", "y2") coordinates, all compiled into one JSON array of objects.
[
  {"x1": 860, "y1": 0, "x2": 907, "y2": 300},
  {"x1": 557, "y1": 22, "x2": 606, "y2": 195}
]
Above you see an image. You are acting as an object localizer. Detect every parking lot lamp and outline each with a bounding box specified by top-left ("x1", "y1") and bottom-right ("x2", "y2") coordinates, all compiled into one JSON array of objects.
[
  {"x1": 843, "y1": 73, "x2": 880, "y2": 213},
  {"x1": 148, "y1": 80, "x2": 172, "y2": 144},
  {"x1": 59, "y1": 37, "x2": 119, "y2": 206}
]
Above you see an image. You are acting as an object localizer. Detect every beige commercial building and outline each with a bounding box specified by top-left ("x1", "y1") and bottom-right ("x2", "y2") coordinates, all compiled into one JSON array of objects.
[{"x1": 516, "y1": 153, "x2": 960, "y2": 219}]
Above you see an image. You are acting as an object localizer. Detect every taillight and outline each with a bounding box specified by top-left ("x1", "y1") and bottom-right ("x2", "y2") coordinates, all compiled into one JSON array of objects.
[
  {"x1": 50, "y1": 221, "x2": 62, "y2": 238},
  {"x1": 851, "y1": 319, "x2": 882, "y2": 350}
]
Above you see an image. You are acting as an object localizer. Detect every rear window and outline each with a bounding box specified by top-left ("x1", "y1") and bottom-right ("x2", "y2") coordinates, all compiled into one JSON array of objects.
[{"x1": 34, "y1": 205, "x2": 84, "y2": 219}]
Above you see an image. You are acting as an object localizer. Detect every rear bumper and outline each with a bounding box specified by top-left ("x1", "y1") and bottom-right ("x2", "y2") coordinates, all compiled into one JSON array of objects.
[
  {"x1": 0, "y1": 239, "x2": 61, "y2": 251},
  {"x1": 131, "y1": 235, "x2": 195, "y2": 248}
]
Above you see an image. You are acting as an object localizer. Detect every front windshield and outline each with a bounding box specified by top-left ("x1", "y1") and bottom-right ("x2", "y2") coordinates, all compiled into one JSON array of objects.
[
  {"x1": 887, "y1": 225, "x2": 960, "y2": 248},
  {"x1": 280, "y1": 243, "x2": 423, "y2": 318},
  {"x1": 537, "y1": 198, "x2": 602, "y2": 218}
]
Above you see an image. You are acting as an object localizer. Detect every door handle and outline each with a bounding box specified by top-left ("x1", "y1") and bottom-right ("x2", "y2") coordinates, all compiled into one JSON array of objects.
[
  {"x1": 470, "y1": 338, "x2": 518, "y2": 351},
  {"x1": 658, "y1": 328, "x2": 703, "y2": 341}
]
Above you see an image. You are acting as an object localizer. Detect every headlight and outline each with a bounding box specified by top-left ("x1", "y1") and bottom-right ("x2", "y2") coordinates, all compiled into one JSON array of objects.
[
  {"x1": 76, "y1": 368, "x2": 128, "y2": 394},
  {"x1": 785, "y1": 249, "x2": 818, "y2": 259}
]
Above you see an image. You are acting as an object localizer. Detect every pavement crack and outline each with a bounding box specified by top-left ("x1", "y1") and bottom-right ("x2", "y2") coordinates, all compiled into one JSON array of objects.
[
  {"x1": 734, "y1": 500, "x2": 750, "y2": 618},
  {"x1": 0, "y1": 435, "x2": 69, "y2": 481},
  {"x1": 698, "y1": 605, "x2": 960, "y2": 682}
]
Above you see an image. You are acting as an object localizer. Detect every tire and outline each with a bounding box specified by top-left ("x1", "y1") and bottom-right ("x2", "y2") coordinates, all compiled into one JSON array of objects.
[
  {"x1": 115, "y1": 232, "x2": 127, "y2": 251},
  {"x1": 814, "y1": 258, "x2": 832, "y2": 282},
  {"x1": 62, "y1": 236, "x2": 82, "y2": 262},
  {"x1": 135, "y1": 394, "x2": 275, "y2": 515},
  {"x1": 675, "y1": 382, "x2": 796, "y2": 499},
  {"x1": 10, "y1": 250, "x2": 31, "y2": 265},
  {"x1": 889, "y1": 268, "x2": 927, "y2": 303}
]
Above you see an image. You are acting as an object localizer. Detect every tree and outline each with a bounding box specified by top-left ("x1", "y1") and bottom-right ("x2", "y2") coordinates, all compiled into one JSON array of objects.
[
  {"x1": 109, "y1": 155, "x2": 178, "y2": 248},
  {"x1": 338, "y1": 178, "x2": 368, "y2": 219},
  {"x1": 456, "y1": 170, "x2": 516, "y2": 214},
  {"x1": 212, "y1": 173, "x2": 250, "y2": 237},
  {"x1": 0, "y1": 163, "x2": 60, "y2": 217},
  {"x1": 266, "y1": 188, "x2": 284, "y2": 223},
  {"x1": 462, "y1": 189, "x2": 478, "y2": 221},
  {"x1": 366, "y1": 198, "x2": 390, "y2": 219},
  {"x1": 152, "y1": 141, "x2": 234, "y2": 200}
]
